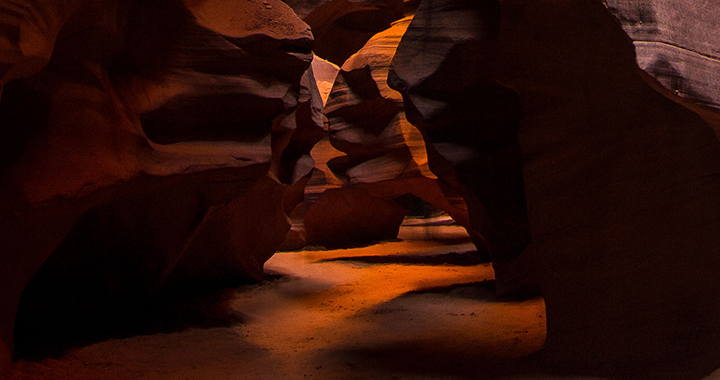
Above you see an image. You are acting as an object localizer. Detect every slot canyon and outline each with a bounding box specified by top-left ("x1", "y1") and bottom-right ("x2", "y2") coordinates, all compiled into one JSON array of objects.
[{"x1": 1, "y1": 0, "x2": 720, "y2": 379}]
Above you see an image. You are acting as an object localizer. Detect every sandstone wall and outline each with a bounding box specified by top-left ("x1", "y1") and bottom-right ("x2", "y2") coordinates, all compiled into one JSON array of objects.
[
  {"x1": 0, "y1": 0, "x2": 319, "y2": 368},
  {"x1": 303, "y1": 14, "x2": 483, "y2": 249},
  {"x1": 391, "y1": 0, "x2": 720, "y2": 376},
  {"x1": 606, "y1": 0, "x2": 720, "y2": 108}
]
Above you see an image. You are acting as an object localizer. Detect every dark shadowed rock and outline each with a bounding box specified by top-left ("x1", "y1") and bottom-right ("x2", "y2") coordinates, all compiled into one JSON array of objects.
[
  {"x1": 304, "y1": 187, "x2": 408, "y2": 248},
  {"x1": 388, "y1": 0, "x2": 533, "y2": 296},
  {"x1": 12, "y1": 168, "x2": 283, "y2": 358},
  {"x1": 0, "y1": 0, "x2": 317, "y2": 369},
  {"x1": 390, "y1": 0, "x2": 720, "y2": 376},
  {"x1": 493, "y1": 0, "x2": 720, "y2": 376}
]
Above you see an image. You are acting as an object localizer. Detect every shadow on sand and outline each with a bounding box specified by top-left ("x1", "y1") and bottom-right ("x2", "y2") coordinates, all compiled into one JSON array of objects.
[
  {"x1": 318, "y1": 250, "x2": 491, "y2": 266},
  {"x1": 326, "y1": 339, "x2": 548, "y2": 380}
]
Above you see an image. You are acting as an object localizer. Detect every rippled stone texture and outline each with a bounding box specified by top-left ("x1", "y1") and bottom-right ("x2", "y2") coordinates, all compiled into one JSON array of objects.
[
  {"x1": 303, "y1": 0, "x2": 409, "y2": 65},
  {"x1": 304, "y1": 16, "x2": 481, "y2": 248},
  {"x1": 0, "y1": 0, "x2": 316, "y2": 368},
  {"x1": 389, "y1": 0, "x2": 533, "y2": 296},
  {"x1": 606, "y1": 0, "x2": 720, "y2": 108}
]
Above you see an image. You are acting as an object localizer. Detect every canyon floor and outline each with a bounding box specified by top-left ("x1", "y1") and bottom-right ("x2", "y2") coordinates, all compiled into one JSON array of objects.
[{"x1": 2, "y1": 219, "x2": 717, "y2": 380}]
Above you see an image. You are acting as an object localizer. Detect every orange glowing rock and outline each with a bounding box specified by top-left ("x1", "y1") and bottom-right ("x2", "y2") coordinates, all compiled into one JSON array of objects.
[
  {"x1": 389, "y1": 0, "x2": 532, "y2": 297},
  {"x1": 303, "y1": 0, "x2": 406, "y2": 66},
  {"x1": 303, "y1": 15, "x2": 484, "y2": 249}
]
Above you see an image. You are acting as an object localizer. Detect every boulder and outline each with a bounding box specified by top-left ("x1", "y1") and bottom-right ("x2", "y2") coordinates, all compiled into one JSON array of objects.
[{"x1": 304, "y1": 186, "x2": 408, "y2": 248}]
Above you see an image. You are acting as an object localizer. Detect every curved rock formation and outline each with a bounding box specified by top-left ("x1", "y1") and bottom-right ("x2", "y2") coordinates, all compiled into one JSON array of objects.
[
  {"x1": 606, "y1": 0, "x2": 720, "y2": 108},
  {"x1": 392, "y1": 0, "x2": 720, "y2": 376},
  {"x1": 304, "y1": 15, "x2": 482, "y2": 249},
  {"x1": 303, "y1": 0, "x2": 409, "y2": 66},
  {"x1": 0, "y1": 0, "x2": 318, "y2": 367},
  {"x1": 388, "y1": 0, "x2": 533, "y2": 296},
  {"x1": 494, "y1": 0, "x2": 720, "y2": 375}
]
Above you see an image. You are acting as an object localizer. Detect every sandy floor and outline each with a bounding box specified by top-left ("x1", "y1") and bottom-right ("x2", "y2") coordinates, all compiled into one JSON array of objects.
[{"x1": 1, "y1": 223, "x2": 624, "y2": 380}]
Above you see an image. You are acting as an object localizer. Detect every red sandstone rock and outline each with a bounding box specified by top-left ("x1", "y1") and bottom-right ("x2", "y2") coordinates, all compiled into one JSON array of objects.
[
  {"x1": 304, "y1": 187, "x2": 408, "y2": 248},
  {"x1": 303, "y1": 0, "x2": 407, "y2": 65},
  {"x1": 304, "y1": 15, "x2": 484, "y2": 249},
  {"x1": 0, "y1": 0, "x2": 317, "y2": 369},
  {"x1": 388, "y1": 0, "x2": 533, "y2": 293}
]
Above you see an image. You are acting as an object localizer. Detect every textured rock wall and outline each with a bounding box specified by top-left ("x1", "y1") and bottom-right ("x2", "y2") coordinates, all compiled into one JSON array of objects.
[
  {"x1": 304, "y1": 15, "x2": 482, "y2": 248},
  {"x1": 0, "y1": 0, "x2": 318, "y2": 368},
  {"x1": 389, "y1": 0, "x2": 533, "y2": 296},
  {"x1": 303, "y1": 0, "x2": 405, "y2": 65},
  {"x1": 606, "y1": 0, "x2": 720, "y2": 108},
  {"x1": 391, "y1": 0, "x2": 720, "y2": 376},
  {"x1": 4, "y1": 0, "x2": 720, "y2": 377},
  {"x1": 497, "y1": 0, "x2": 720, "y2": 376},
  {"x1": 285, "y1": 0, "x2": 410, "y2": 21}
]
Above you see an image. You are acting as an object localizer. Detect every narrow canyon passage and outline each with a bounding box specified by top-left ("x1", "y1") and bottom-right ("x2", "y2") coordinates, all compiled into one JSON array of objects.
[
  {"x1": 3, "y1": 1, "x2": 720, "y2": 378},
  {"x1": 1, "y1": 222, "x2": 550, "y2": 380}
]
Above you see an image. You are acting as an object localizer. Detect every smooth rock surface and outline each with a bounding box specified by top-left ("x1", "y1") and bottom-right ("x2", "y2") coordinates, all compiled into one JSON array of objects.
[
  {"x1": 388, "y1": 0, "x2": 532, "y2": 289},
  {"x1": 304, "y1": 187, "x2": 408, "y2": 247},
  {"x1": 0, "y1": 0, "x2": 317, "y2": 369},
  {"x1": 493, "y1": 0, "x2": 720, "y2": 376},
  {"x1": 303, "y1": 0, "x2": 407, "y2": 65},
  {"x1": 390, "y1": 0, "x2": 720, "y2": 376}
]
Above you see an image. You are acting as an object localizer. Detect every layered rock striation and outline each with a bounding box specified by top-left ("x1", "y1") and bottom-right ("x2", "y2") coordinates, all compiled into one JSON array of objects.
[
  {"x1": 0, "y1": 0, "x2": 319, "y2": 367},
  {"x1": 305, "y1": 15, "x2": 481, "y2": 248},
  {"x1": 606, "y1": 0, "x2": 720, "y2": 109},
  {"x1": 302, "y1": 0, "x2": 409, "y2": 65}
]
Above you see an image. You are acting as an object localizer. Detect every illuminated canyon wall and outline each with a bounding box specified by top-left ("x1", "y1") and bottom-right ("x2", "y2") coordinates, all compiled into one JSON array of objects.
[
  {"x1": 302, "y1": 11, "x2": 484, "y2": 249},
  {"x1": 2, "y1": 0, "x2": 720, "y2": 378}
]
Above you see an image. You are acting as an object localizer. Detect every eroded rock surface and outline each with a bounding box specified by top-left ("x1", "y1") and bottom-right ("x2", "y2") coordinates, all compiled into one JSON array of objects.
[
  {"x1": 388, "y1": 0, "x2": 533, "y2": 296},
  {"x1": 0, "y1": 0, "x2": 317, "y2": 367},
  {"x1": 391, "y1": 0, "x2": 720, "y2": 377},
  {"x1": 304, "y1": 15, "x2": 481, "y2": 248},
  {"x1": 606, "y1": 0, "x2": 720, "y2": 108},
  {"x1": 303, "y1": 0, "x2": 410, "y2": 65},
  {"x1": 495, "y1": 0, "x2": 720, "y2": 373}
]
